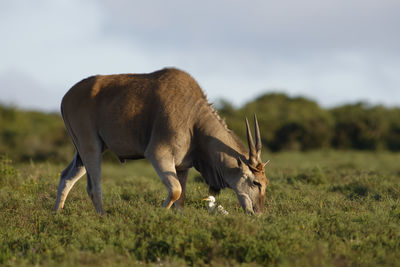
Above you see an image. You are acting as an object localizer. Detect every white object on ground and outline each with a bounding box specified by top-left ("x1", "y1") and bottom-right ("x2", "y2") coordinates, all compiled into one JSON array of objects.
[{"x1": 202, "y1": 196, "x2": 229, "y2": 215}]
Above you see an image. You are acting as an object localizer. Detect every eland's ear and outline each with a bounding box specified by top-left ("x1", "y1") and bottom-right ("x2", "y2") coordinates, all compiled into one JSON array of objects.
[
  {"x1": 237, "y1": 157, "x2": 253, "y2": 176},
  {"x1": 237, "y1": 157, "x2": 245, "y2": 169},
  {"x1": 263, "y1": 160, "x2": 271, "y2": 168}
]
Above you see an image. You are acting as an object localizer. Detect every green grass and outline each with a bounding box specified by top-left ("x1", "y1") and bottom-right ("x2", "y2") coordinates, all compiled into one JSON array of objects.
[{"x1": 1, "y1": 151, "x2": 400, "y2": 266}]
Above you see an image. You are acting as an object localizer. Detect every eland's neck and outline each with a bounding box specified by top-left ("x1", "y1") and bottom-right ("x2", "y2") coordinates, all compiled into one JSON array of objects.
[{"x1": 193, "y1": 108, "x2": 248, "y2": 190}]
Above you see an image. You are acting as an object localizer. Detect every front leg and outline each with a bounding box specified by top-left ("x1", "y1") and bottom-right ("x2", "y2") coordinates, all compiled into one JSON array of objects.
[
  {"x1": 174, "y1": 169, "x2": 189, "y2": 210},
  {"x1": 145, "y1": 151, "x2": 182, "y2": 209}
]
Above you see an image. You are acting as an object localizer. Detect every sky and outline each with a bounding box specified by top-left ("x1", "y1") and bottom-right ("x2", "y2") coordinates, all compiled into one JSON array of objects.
[{"x1": 0, "y1": 0, "x2": 399, "y2": 111}]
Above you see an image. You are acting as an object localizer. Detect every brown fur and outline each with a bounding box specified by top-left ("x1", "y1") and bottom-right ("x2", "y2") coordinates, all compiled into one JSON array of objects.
[{"x1": 54, "y1": 68, "x2": 268, "y2": 214}]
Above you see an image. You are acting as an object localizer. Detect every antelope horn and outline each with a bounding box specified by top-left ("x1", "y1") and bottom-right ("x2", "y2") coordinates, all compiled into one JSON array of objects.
[
  {"x1": 254, "y1": 114, "x2": 262, "y2": 162},
  {"x1": 245, "y1": 117, "x2": 257, "y2": 165}
]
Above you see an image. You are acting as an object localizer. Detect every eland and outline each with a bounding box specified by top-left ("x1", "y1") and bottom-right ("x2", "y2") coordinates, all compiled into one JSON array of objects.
[{"x1": 54, "y1": 68, "x2": 269, "y2": 215}]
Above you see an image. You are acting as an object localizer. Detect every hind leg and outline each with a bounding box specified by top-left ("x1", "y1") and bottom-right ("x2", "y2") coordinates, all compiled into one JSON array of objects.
[
  {"x1": 85, "y1": 166, "x2": 104, "y2": 215},
  {"x1": 54, "y1": 153, "x2": 86, "y2": 211},
  {"x1": 78, "y1": 140, "x2": 105, "y2": 215},
  {"x1": 72, "y1": 133, "x2": 104, "y2": 217}
]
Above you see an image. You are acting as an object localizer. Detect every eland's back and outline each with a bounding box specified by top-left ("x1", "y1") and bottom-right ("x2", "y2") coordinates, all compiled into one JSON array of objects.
[{"x1": 61, "y1": 68, "x2": 206, "y2": 162}]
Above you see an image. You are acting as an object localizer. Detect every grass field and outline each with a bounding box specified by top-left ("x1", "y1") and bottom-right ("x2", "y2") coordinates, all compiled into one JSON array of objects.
[{"x1": 1, "y1": 151, "x2": 400, "y2": 266}]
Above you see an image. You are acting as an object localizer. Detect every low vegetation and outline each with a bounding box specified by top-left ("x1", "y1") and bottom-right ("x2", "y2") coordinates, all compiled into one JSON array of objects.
[{"x1": 1, "y1": 151, "x2": 399, "y2": 266}]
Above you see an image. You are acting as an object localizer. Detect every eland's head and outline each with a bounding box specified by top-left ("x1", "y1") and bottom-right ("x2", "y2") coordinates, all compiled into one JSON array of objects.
[{"x1": 231, "y1": 115, "x2": 269, "y2": 214}]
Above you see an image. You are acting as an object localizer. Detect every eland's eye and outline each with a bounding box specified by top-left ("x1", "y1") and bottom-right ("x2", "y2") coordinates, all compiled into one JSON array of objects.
[{"x1": 253, "y1": 180, "x2": 261, "y2": 187}]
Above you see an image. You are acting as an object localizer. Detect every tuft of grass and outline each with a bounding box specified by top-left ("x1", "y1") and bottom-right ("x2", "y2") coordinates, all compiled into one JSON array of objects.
[{"x1": 0, "y1": 151, "x2": 400, "y2": 266}]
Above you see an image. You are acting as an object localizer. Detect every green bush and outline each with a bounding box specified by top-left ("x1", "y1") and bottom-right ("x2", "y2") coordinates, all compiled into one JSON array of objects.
[
  {"x1": 331, "y1": 103, "x2": 390, "y2": 150},
  {"x1": 1, "y1": 93, "x2": 400, "y2": 164},
  {"x1": 0, "y1": 105, "x2": 72, "y2": 162},
  {"x1": 220, "y1": 95, "x2": 400, "y2": 152},
  {"x1": 220, "y1": 93, "x2": 334, "y2": 151}
]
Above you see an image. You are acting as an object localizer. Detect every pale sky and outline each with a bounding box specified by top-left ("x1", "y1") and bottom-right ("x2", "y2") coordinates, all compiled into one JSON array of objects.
[{"x1": 0, "y1": 0, "x2": 399, "y2": 111}]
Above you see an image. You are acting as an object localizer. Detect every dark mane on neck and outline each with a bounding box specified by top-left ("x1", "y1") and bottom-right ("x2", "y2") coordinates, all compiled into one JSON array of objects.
[
  {"x1": 193, "y1": 156, "x2": 229, "y2": 190},
  {"x1": 192, "y1": 130, "x2": 247, "y2": 191}
]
